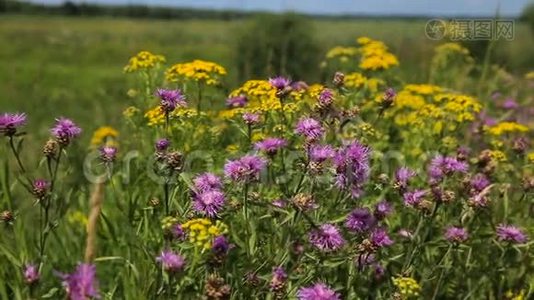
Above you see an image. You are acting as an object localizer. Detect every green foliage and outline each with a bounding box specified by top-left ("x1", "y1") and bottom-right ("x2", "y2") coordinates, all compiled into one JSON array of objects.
[
  {"x1": 521, "y1": 2, "x2": 534, "y2": 35},
  {"x1": 235, "y1": 13, "x2": 321, "y2": 82}
]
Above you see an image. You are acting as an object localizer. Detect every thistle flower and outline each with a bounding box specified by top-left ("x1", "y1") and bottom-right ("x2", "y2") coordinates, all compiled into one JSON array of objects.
[
  {"x1": 59, "y1": 263, "x2": 99, "y2": 300},
  {"x1": 318, "y1": 89, "x2": 334, "y2": 107},
  {"x1": 254, "y1": 137, "x2": 287, "y2": 156},
  {"x1": 193, "y1": 172, "x2": 223, "y2": 193},
  {"x1": 171, "y1": 224, "x2": 186, "y2": 240},
  {"x1": 309, "y1": 224, "x2": 345, "y2": 252},
  {"x1": 332, "y1": 71, "x2": 345, "y2": 87},
  {"x1": 369, "y1": 227, "x2": 394, "y2": 248},
  {"x1": 0, "y1": 112, "x2": 26, "y2": 136},
  {"x1": 32, "y1": 179, "x2": 50, "y2": 199},
  {"x1": 212, "y1": 235, "x2": 230, "y2": 255},
  {"x1": 270, "y1": 266, "x2": 288, "y2": 295},
  {"x1": 394, "y1": 167, "x2": 416, "y2": 190},
  {"x1": 309, "y1": 144, "x2": 335, "y2": 163},
  {"x1": 156, "y1": 250, "x2": 185, "y2": 273},
  {"x1": 224, "y1": 155, "x2": 266, "y2": 183},
  {"x1": 155, "y1": 88, "x2": 187, "y2": 113},
  {"x1": 295, "y1": 117, "x2": 324, "y2": 142},
  {"x1": 99, "y1": 146, "x2": 117, "y2": 163},
  {"x1": 428, "y1": 155, "x2": 468, "y2": 183},
  {"x1": 403, "y1": 190, "x2": 427, "y2": 207},
  {"x1": 242, "y1": 112, "x2": 261, "y2": 125},
  {"x1": 23, "y1": 264, "x2": 39, "y2": 285},
  {"x1": 297, "y1": 282, "x2": 340, "y2": 300},
  {"x1": 291, "y1": 81, "x2": 308, "y2": 91},
  {"x1": 501, "y1": 98, "x2": 518, "y2": 110},
  {"x1": 469, "y1": 173, "x2": 490, "y2": 194},
  {"x1": 333, "y1": 140, "x2": 371, "y2": 198},
  {"x1": 374, "y1": 201, "x2": 393, "y2": 220},
  {"x1": 345, "y1": 208, "x2": 376, "y2": 233},
  {"x1": 380, "y1": 87, "x2": 396, "y2": 111},
  {"x1": 445, "y1": 226, "x2": 468, "y2": 243},
  {"x1": 496, "y1": 224, "x2": 528, "y2": 244},
  {"x1": 226, "y1": 95, "x2": 247, "y2": 108},
  {"x1": 193, "y1": 190, "x2": 225, "y2": 218},
  {"x1": 50, "y1": 117, "x2": 82, "y2": 146},
  {"x1": 269, "y1": 76, "x2": 291, "y2": 90},
  {"x1": 155, "y1": 138, "x2": 170, "y2": 152}
]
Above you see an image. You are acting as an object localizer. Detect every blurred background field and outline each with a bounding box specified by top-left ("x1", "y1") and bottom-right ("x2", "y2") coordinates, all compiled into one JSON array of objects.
[{"x1": 0, "y1": 10, "x2": 533, "y2": 144}]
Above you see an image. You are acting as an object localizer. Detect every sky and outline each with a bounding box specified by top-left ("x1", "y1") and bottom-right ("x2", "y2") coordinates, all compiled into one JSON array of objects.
[{"x1": 29, "y1": 0, "x2": 532, "y2": 17}]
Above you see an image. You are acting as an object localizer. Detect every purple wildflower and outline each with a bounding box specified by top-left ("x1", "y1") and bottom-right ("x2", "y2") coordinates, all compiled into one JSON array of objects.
[
  {"x1": 297, "y1": 283, "x2": 340, "y2": 300},
  {"x1": 496, "y1": 224, "x2": 528, "y2": 244},
  {"x1": 155, "y1": 138, "x2": 170, "y2": 152},
  {"x1": 309, "y1": 144, "x2": 335, "y2": 163},
  {"x1": 318, "y1": 89, "x2": 334, "y2": 107},
  {"x1": 395, "y1": 167, "x2": 416, "y2": 190},
  {"x1": 345, "y1": 208, "x2": 376, "y2": 233},
  {"x1": 269, "y1": 76, "x2": 291, "y2": 90},
  {"x1": 155, "y1": 88, "x2": 186, "y2": 113},
  {"x1": 445, "y1": 226, "x2": 468, "y2": 243},
  {"x1": 0, "y1": 113, "x2": 26, "y2": 136},
  {"x1": 374, "y1": 201, "x2": 393, "y2": 220},
  {"x1": 295, "y1": 117, "x2": 324, "y2": 142},
  {"x1": 309, "y1": 224, "x2": 345, "y2": 252},
  {"x1": 23, "y1": 264, "x2": 39, "y2": 285},
  {"x1": 272, "y1": 199, "x2": 286, "y2": 208},
  {"x1": 193, "y1": 172, "x2": 223, "y2": 193},
  {"x1": 99, "y1": 146, "x2": 117, "y2": 163},
  {"x1": 403, "y1": 190, "x2": 427, "y2": 207},
  {"x1": 291, "y1": 81, "x2": 309, "y2": 91},
  {"x1": 469, "y1": 173, "x2": 490, "y2": 194},
  {"x1": 242, "y1": 112, "x2": 261, "y2": 125},
  {"x1": 193, "y1": 190, "x2": 225, "y2": 217},
  {"x1": 333, "y1": 140, "x2": 371, "y2": 198},
  {"x1": 226, "y1": 95, "x2": 247, "y2": 108},
  {"x1": 156, "y1": 250, "x2": 186, "y2": 273},
  {"x1": 224, "y1": 155, "x2": 266, "y2": 183},
  {"x1": 270, "y1": 266, "x2": 288, "y2": 292},
  {"x1": 255, "y1": 137, "x2": 287, "y2": 155},
  {"x1": 50, "y1": 118, "x2": 82, "y2": 146},
  {"x1": 370, "y1": 227, "x2": 394, "y2": 247},
  {"x1": 428, "y1": 155, "x2": 468, "y2": 183},
  {"x1": 212, "y1": 235, "x2": 231, "y2": 254},
  {"x1": 32, "y1": 179, "x2": 50, "y2": 199},
  {"x1": 501, "y1": 98, "x2": 518, "y2": 110},
  {"x1": 60, "y1": 263, "x2": 99, "y2": 300},
  {"x1": 171, "y1": 224, "x2": 185, "y2": 240}
]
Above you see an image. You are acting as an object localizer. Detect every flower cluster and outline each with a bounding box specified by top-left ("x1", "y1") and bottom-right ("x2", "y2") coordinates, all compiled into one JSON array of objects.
[
  {"x1": 165, "y1": 59, "x2": 226, "y2": 85},
  {"x1": 124, "y1": 50, "x2": 165, "y2": 73}
]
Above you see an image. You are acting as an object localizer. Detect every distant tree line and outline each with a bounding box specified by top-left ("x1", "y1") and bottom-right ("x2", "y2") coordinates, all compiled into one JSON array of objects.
[{"x1": 0, "y1": 0, "x2": 249, "y2": 19}]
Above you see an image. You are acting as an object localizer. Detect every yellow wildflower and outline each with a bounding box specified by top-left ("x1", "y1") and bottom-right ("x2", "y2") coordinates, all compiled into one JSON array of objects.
[
  {"x1": 525, "y1": 71, "x2": 534, "y2": 80},
  {"x1": 124, "y1": 51, "x2": 165, "y2": 73},
  {"x1": 123, "y1": 106, "x2": 140, "y2": 118},
  {"x1": 67, "y1": 210, "x2": 88, "y2": 227},
  {"x1": 527, "y1": 152, "x2": 534, "y2": 163},
  {"x1": 226, "y1": 144, "x2": 239, "y2": 154},
  {"x1": 252, "y1": 132, "x2": 265, "y2": 142},
  {"x1": 181, "y1": 218, "x2": 228, "y2": 250},
  {"x1": 404, "y1": 84, "x2": 442, "y2": 95},
  {"x1": 325, "y1": 46, "x2": 358, "y2": 60},
  {"x1": 392, "y1": 276, "x2": 421, "y2": 298},
  {"x1": 307, "y1": 84, "x2": 325, "y2": 99},
  {"x1": 144, "y1": 106, "x2": 165, "y2": 126},
  {"x1": 489, "y1": 150, "x2": 507, "y2": 162},
  {"x1": 90, "y1": 126, "x2": 119, "y2": 147},
  {"x1": 166, "y1": 59, "x2": 226, "y2": 86},
  {"x1": 487, "y1": 122, "x2": 529, "y2": 136},
  {"x1": 356, "y1": 36, "x2": 372, "y2": 45}
]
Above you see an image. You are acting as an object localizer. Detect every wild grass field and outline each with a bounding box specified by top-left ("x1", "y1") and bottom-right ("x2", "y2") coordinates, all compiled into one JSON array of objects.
[{"x1": 1, "y1": 13, "x2": 534, "y2": 300}]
